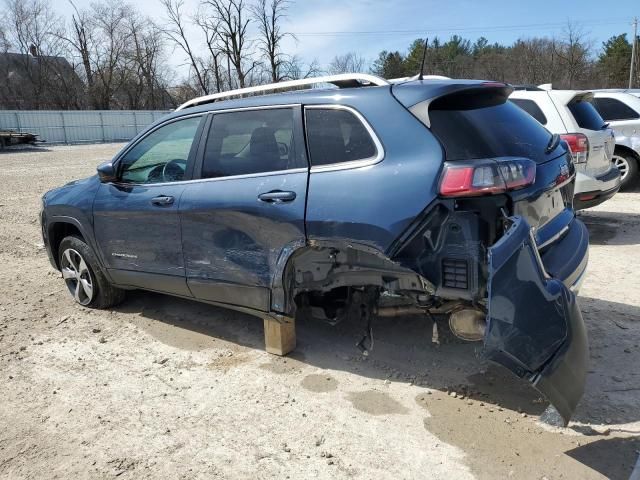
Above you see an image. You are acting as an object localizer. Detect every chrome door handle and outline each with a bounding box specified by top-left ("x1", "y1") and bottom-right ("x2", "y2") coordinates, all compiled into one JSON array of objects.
[
  {"x1": 258, "y1": 190, "x2": 296, "y2": 203},
  {"x1": 151, "y1": 195, "x2": 174, "y2": 206}
]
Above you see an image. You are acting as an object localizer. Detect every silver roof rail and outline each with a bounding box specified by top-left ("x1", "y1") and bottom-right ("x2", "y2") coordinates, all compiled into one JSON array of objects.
[
  {"x1": 175, "y1": 73, "x2": 389, "y2": 110},
  {"x1": 388, "y1": 74, "x2": 451, "y2": 83}
]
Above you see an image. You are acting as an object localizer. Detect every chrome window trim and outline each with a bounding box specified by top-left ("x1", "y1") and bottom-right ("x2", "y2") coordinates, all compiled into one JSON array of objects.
[
  {"x1": 205, "y1": 103, "x2": 299, "y2": 115},
  {"x1": 111, "y1": 167, "x2": 309, "y2": 188},
  {"x1": 114, "y1": 104, "x2": 303, "y2": 187},
  {"x1": 304, "y1": 104, "x2": 385, "y2": 173}
]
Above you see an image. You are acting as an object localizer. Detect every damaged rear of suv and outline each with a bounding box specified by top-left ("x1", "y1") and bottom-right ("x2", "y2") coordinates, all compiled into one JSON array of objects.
[
  {"x1": 292, "y1": 79, "x2": 589, "y2": 425},
  {"x1": 41, "y1": 75, "x2": 588, "y2": 426}
]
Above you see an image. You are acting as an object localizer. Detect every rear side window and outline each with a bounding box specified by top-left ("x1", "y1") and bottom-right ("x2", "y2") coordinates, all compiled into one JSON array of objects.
[
  {"x1": 509, "y1": 98, "x2": 548, "y2": 125},
  {"x1": 201, "y1": 108, "x2": 300, "y2": 178},
  {"x1": 305, "y1": 108, "x2": 377, "y2": 166},
  {"x1": 592, "y1": 97, "x2": 640, "y2": 121},
  {"x1": 567, "y1": 99, "x2": 605, "y2": 130},
  {"x1": 428, "y1": 95, "x2": 553, "y2": 163}
]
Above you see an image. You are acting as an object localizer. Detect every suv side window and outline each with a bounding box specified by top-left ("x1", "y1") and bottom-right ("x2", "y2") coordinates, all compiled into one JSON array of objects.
[
  {"x1": 592, "y1": 97, "x2": 640, "y2": 121},
  {"x1": 201, "y1": 108, "x2": 300, "y2": 178},
  {"x1": 305, "y1": 108, "x2": 378, "y2": 166},
  {"x1": 509, "y1": 98, "x2": 548, "y2": 125},
  {"x1": 119, "y1": 116, "x2": 202, "y2": 184}
]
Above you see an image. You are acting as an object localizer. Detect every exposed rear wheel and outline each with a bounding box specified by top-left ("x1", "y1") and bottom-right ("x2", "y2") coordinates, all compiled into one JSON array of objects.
[
  {"x1": 612, "y1": 150, "x2": 639, "y2": 191},
  {"x1": 58, "y1": 236, "x2": 125, "y2": 308}
]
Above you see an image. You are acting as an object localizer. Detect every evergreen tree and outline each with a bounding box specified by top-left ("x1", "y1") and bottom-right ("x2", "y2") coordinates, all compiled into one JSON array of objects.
[
  {"x1": 370, "y1": 50, "x2": 406, "y2": 78},
  {"x1": 597, "y1": 34, "x2": 632, "y2": 87}
]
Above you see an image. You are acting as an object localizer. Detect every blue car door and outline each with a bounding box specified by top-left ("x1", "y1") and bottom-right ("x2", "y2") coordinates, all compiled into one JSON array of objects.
[
  {"x1": 179, "y1": 106, "x2": 308, "y2": 312},
  {"x1": 93, "y1": 114, "x2": 206, "y2": 296}
]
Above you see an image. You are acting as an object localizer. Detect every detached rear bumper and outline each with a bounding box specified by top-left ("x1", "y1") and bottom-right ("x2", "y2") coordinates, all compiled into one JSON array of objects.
[
  {"x1": 485, "y1": 216, "x2": 589, "y2": 426},
  {"x1": 573, "y1": 167, "x2": 621, "y2": 210},
  {"x1": 534, "y1": 290, "x2": 589, "y2": 424},
  {"x1": 540, "y1": 217, "x2": 589, "y2": 293}
]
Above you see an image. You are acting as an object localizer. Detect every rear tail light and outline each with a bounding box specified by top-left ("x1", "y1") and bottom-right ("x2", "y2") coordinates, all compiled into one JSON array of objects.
[
  {"x1": 560, "y1": 133, "x2": 589, "y2": 164},
  {"x1": 439, "y1": 158, "x2": 536, "y2": 198}
]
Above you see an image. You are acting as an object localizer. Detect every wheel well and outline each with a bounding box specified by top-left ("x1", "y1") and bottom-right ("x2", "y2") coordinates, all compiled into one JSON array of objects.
[
  {"x1": 614, "y1": 144, "x2": 640, "y2": 162},
  {"x1": 49, "y1": 222, "x2": 84, "y2": 269},
  {"x1": 275, "y1": 244, "x2": 434, "y2": 316}
]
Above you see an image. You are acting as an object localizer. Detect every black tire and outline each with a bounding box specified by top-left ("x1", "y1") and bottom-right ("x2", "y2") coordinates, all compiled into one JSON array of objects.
[
  {"x1": 58, "y1": 235, "x2": 125, "y2": 309},
  {"x1": 0, "y1": 137, "x2": 6, "y2": 150},
  {"x1": 613, "y1": 149, "x2": 640, "y2": 191}
]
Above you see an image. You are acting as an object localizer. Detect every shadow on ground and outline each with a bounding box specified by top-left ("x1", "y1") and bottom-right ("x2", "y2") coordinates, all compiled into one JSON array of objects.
[
  {"x1": 565, "y1": 436, "x2": 640, "y2": 479},
  {"x1": 581, "y1": 210, "x2": 640, "y2": 245},
  {"x1": 0, "y1": 145, "x2": 51, "y2": 153},
  {"x1": 108, "y1": 288, "x2": 640, "y2": 479},
  {"x1": 116, "y1": 290, "x2": 640, "y2": 426}
]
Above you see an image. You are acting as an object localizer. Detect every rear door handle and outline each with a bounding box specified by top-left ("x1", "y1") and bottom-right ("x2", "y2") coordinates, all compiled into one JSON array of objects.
[
  {"x1": 258, "y1": 190, "x2": 296, "y2": 203},
  {"x1": 151, "y1": 195, "x2": 175, "y2": 206}
]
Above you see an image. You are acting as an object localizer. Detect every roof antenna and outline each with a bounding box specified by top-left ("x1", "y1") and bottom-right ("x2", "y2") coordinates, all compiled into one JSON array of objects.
[{"x1": 419, "y1": 37, "x2": 428, "y2": 80}]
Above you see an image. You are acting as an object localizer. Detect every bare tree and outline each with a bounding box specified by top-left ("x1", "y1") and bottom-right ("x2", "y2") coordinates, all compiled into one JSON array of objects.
[
  {"x1": 64, "y1": 1, "x2": 95, "y2": 99},
  {"x1": 0, "y1": 22, "x2": 9, "y2": 53},
  {"x1": 126, "y1": 17, "x2": 169, "y2": 108},
  {"x1": 251, "y1": 0, "x2": 292, "y2": 82},
  {"x1": 204, "y1": 0, "x2": 257, "y2": 88},
  {"x1": 161, "y1": 0, "x2": 210, "y2": 95},
  {"x1": 509, "y1": 38, "x2": 559, "y2": 85},
  {"x1": 328, "y1": 52, "x2": 366, "y2": 74},
  {"x1": 194, "y1": 7, "x2": 226, "y2": 93},
  {"x1": 554, "y1": 22, "x2": 591, "y2": 88},
  {"x1": 282, "y1": 54, "x2": 320, "y2": 80},
  {"x1": 88, "y1": 0, "x2": 135, "y2": 109}
]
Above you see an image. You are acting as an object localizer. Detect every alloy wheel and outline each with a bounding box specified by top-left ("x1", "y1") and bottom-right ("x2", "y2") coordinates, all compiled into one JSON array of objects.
[
  {"x1": 612, "y1": 155, "x2": 629, "y2": 181},
  {"x1": 61, "y1": 248, "x2": 94, "y2": 305}
]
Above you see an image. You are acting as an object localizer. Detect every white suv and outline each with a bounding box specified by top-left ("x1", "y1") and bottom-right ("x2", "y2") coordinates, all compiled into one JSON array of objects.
[
  {"x1": 597, "y1": 88, "x2": 640, "y2": 98},
  {"x1": 592, "y1": 91, "x2": 640, "y2": 189},
  {"x1": 510, "y1": 86, "x2": 621, "y2": 209}
]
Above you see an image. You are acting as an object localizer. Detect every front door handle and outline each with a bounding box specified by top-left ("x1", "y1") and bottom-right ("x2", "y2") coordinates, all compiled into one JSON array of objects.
[
  {"x1": 258, "y1": 190, "x2": 296, "y2": 203},
  {"x1": 151, "y1": 195, "x2": 175, "y2": 206}
]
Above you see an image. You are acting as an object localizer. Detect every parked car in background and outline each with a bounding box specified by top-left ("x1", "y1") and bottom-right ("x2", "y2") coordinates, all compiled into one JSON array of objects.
[
  {"x1": 596, "y1": 88, "x2": 640, "y2": 98},
  {"x1": 41, "y1": 74, "x2": 589, "y2": 425},
  {"x1": 592, "y1": 91, "x2": 640, "y2": 189},
  {"x1": 510, "y1": 86, "x2": 620, "y2": 209}
]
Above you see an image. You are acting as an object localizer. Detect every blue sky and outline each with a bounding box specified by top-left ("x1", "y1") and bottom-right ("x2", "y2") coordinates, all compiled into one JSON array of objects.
[{"x1": 51, "y1": 0, "x2": 639, "y2": 71}]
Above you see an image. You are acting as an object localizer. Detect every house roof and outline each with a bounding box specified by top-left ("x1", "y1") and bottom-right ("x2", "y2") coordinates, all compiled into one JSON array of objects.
[{"x1": 0, "y1": 52, "x2": 79, "y2": 83}]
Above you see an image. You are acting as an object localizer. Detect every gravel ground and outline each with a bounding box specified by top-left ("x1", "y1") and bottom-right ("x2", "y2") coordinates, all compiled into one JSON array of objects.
[{"x1": 0, "y1": 143, "x2": 639, "y2": 480}]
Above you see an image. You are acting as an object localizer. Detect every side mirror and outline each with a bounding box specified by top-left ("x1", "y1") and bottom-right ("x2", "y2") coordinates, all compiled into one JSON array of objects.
[{"x1": 97, "y1": 161, "x2": 117, "y2": 183}]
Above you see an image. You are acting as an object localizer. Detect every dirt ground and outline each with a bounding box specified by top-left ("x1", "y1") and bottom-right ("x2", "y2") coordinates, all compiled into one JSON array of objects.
[{"x1": 1, "y1": 143, "x2": 639, "y2": 480}]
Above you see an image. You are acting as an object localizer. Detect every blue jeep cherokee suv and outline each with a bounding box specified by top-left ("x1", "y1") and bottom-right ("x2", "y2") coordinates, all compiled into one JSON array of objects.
[{"x1": 41, "y1": 75, "x2": 589, "y2": 425}]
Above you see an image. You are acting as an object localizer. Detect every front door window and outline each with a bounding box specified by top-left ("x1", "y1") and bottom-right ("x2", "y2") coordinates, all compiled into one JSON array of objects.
[{"x1": 119, "y1": 116, "x2": 202, "y2": 184}]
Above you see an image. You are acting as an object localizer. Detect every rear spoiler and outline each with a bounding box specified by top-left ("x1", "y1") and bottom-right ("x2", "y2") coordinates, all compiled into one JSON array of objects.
[{"x1": 392, "y1": 80, "x2": 513, "y2": 127}]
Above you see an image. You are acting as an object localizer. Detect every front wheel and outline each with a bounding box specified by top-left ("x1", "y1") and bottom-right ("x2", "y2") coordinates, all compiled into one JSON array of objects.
[
  {"x1": 58, "y1": 236, "x2": 125, "y2": 308},
  {"x1": 612, "y1": 150, "x2": 639, "y2": 191}
]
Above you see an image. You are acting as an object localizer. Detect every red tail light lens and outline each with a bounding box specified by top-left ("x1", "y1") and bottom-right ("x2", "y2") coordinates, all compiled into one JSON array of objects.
[
  {"x1": 559, "y1": 133, "x2": 589, "y2": 164},
  {"x1": 439, "y1": 158, "x2": 536, "y2": 198}
]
